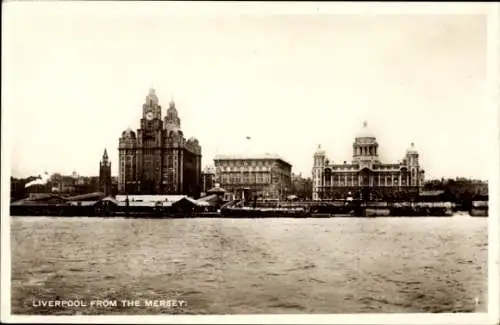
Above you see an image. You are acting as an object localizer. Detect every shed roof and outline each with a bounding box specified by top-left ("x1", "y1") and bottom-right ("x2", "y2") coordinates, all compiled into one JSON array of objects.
[
  {"x1": 27, "y1": 193, "x2": 68, "y2": 201},
  {"x1": 121, "y1": 201, "x2": 170, "y2": 207},
  {"x1": 207, "y1": 187, "x2": 227, "y2": 194},
  {"x1": 66, "y1": 192, "x2": 105, "y2": 201},
  {"x1": 68, "y1": 201, "x2": 98, "y2": 206},
  {"x1": 100, "y1": 197, "x2": 121, "y2": 205},
  {"x1": 198, "y1": 194, "x2": 218, "y2": 202},
  {"x1": 419, "y1": 190, "x2": 445, "y2": 197},
  {"x1": 115, "y1": 195, "x2": 187, "y2": 203}
]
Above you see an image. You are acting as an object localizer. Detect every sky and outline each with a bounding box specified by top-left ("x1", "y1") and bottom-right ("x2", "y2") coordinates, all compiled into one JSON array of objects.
[{"x1": 2, "y1": 2, "x2": 497, "y2": 181}]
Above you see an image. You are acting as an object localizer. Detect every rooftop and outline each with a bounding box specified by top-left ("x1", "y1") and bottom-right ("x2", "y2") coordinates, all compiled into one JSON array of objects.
[{"x1": 214, "y1": 153, "x2": 291, "y2": 166}]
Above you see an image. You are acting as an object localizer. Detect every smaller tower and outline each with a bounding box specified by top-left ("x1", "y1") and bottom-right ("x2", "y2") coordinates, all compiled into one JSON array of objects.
[
  {"x1": 99, "y1": 148, "x2": 112, "y2": 196},
  {"x1": 312, "y1": 144, "x2": 326, "y2": 201},
  {"x1": 405, "y1": 142, "x2": 420, "y2": 187},
  {"x1": 164, "y1": 98, "x2": 181, "y2": 135}
]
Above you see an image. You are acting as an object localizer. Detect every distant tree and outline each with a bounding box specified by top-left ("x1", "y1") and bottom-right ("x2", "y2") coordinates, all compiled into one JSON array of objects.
[{"x1": 423, "y1": 177, "x2": 488, "y2": 210}]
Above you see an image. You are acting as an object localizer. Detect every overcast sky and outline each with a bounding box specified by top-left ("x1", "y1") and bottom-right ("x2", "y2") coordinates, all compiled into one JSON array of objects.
[{"x1": 3, "y1": 2, "x2": 497, "y2": 181}]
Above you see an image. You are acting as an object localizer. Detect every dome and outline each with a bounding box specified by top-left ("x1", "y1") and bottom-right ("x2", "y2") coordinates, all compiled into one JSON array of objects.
[
  {"x1": 169, "y1": 129, "x2": 182, "y2": 137},
  {"x1": 355, "y1": 121, "x2": 376, "y2": 138},
  {"x1": 121, "y1": 127, "x2": 136, "y2": 139},
  {"x1": 187, "y1": 137, "x2": 199, "y2": 144},
  {"x1": 406, "y1": 142, "x2": 418, "y2": 154},
  {"x1": 314, "y1": 144, "x2": 325, "y2": 156}
]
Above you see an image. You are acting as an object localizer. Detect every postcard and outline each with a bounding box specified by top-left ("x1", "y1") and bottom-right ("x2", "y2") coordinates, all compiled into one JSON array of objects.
[{"x1": 1, "y1": 1, "x2": 498, "y2": 324}]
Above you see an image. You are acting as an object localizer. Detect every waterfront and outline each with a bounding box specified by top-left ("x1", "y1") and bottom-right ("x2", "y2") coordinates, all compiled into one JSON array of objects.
[{"x1": 11, "y1": 216, "x2": 488, "y2": 314}]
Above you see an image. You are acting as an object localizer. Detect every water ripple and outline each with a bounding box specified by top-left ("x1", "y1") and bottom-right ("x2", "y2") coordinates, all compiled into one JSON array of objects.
[{"x1": 10, "y1": 217, "x2": 488, "y2": 314}]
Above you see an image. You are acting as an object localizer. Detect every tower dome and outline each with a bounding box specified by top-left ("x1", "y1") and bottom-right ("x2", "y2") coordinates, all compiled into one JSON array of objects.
[
  {"x1": 406, "y1": 142, "x2": 418, "y2": 154},
  {"x1": 122, "y1": 127, "x2": 136, "y2": 139},
  {"x1": 355, "y1": 121, "x2": 376, "y2": 138},
  {"x1": 167, "y1": 98, "x2": 177, "y2": 113},
  {"x1": 314, "y1": 144, "x2": 325, "y2": 156}
]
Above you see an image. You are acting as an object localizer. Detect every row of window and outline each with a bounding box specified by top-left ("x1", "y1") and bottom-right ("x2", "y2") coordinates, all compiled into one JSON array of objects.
[
  {"x1": 321, "y1": 178, "x2": 423, "y2": 187},
  {"x1": 315, "y1": 161, "x2": 419, "y2": 169},
  {"x1": 121, "y1": 164, "x2": 181, "y2": 172},
  {"x1": 217, "y1": 166, "x2": 274, "y2": 172},
  {"x1": 323, "y1": 180, "x2": 407, "y2": 187},
  {"x1": 220, "y1": 175, "x2": 271, "y2": 184},
  {"x1": 322, "y1": 165, "x2": 413, "y2": 172},
  {"x1": 120, "y1": 156, "x2": 177, "y2": 164},
  {"x1": 217, "y1": 160, "x2": 275, "y2": 168},
  {"x1": 353, "y1": 146, "x2": 378, "y2": 155},
  {"x1": 323, "y1": 173, "x2": 408, "y2": 179}
]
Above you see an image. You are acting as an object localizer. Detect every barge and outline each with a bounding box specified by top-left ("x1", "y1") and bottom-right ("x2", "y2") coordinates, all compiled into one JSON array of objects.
[{"x1": 469, "y1": 201, "x2": 488, "y2": 217}]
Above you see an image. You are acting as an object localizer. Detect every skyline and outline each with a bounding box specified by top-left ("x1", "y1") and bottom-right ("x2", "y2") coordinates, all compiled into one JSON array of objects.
[{"x1": 3, "y1": 3, "x2": 496, "y2": 181}]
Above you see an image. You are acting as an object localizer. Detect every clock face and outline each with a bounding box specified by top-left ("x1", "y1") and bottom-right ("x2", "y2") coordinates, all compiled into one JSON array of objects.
[{"x1": 146, "y1": 112, "x2": 154, "y2": 120}]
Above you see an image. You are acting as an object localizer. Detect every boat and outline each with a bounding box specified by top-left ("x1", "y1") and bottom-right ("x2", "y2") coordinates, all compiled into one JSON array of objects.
[{"x1": 470, "y1": 201, "x2": 488, "y2": 217}]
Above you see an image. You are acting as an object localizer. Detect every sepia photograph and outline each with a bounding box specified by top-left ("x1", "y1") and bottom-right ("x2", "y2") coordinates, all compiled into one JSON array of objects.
[{"x1": 1, "y1": 1, "x2": 499, "y2": 324}]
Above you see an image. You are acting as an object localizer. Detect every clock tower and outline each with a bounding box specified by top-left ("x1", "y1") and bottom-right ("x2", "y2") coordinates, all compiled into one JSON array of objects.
[
  {"x1": 141, "y1": 88, "x2": 162, "y2": 130},
  {"x1": 99, "y1": 148, "x2": 112, "y2": 196}
]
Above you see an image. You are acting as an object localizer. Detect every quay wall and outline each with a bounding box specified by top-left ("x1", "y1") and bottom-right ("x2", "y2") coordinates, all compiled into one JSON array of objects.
[{"x1": 10, "y1": 200, "x2": 485, "y2": 218}]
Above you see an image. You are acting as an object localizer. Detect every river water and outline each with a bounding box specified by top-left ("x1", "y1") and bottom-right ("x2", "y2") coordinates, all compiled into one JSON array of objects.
[{"x1": 10, "y1": 216, "x2": 488, "y2": 314}]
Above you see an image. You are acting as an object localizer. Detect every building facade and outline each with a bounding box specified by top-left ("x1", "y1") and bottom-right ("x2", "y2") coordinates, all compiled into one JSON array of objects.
[
  {"x1": 291, "y1": 172, "x2": 313, "y2": 200},
  {"x1": 214, "y1": 154, "x2": 292, "y2": 200},
  {"x1": 201, "y1": 166, "x2": 215, "y2": 196},
  {"x1": 99, "y1": 149, "x2": 112, "y2": 196},
  {"x1": 118, "y1": 89, "x2": 202, "y2": 197},
  {"x1": 312, "y1": 122, "x2": 425, "y2": 201}
]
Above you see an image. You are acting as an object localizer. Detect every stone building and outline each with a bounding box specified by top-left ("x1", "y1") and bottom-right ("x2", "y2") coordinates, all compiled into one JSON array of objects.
[
  {"x1": 201, "y1": 166, "x2": 216, "y2": 196},
  {"x1": 291, "y1": 172, "x2": 313, "y2": 200},
  {"x1": 312, "y1": 122, "x2": 425, "y2": 201},
  {"x1": 214, "y1": 154, "x2": 292, "y2": 200},
  {"x1": 118, "y1": 89, "x2": 202, "y2": 197},
  {"x1": 99, "y1": 149, "x2": 112, "y2": 196}
]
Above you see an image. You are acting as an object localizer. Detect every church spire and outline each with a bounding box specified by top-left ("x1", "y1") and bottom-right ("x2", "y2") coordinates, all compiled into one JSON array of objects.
[
  {"x1": 101, "y1": 148, "x2": 110, "y2": 167},
  {"x1": 99, "y1": 148, "x2": 112, "y2": 196}
]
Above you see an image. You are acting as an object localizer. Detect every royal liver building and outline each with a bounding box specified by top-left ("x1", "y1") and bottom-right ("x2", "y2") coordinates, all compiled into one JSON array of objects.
[
  {"x1": 118, "y1": 89, "x2": 202, "y2": 197},
  {"x1": 312, "y1": 122, "x2": 425, "y2": 201}
]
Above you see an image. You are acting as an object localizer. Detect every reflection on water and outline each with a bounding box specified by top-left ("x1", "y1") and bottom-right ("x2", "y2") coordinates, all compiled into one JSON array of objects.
[{"x1": 11, "y1": 216, "x2": 488, "y2": 314}]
